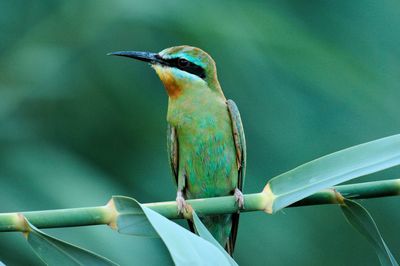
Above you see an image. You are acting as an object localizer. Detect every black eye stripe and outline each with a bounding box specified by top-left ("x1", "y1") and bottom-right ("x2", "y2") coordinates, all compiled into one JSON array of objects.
[{"x1": 163, "y1": 57, "x2": 206, "y2": 79}]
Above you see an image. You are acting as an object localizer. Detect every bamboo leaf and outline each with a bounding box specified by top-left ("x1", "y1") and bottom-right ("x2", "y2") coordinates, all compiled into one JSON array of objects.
[
  {"x1": 191, "y1": 211, "x2": 238, "y2": 266},
  {"x1": 340, "y1": 199, "x2": 398, "y2": 266},
  {"x1": 111, "y1": 196, "x2": 232, "y2": 266},
  {"x1": 111, "y1": 196, "x2": 158, "y2": 237},
  {"x1": 23, "y1": 218, "x2": 118, "y2": 266},
  {"x1": 264, "y1": 134, "x2": 400, "y2": 213}
]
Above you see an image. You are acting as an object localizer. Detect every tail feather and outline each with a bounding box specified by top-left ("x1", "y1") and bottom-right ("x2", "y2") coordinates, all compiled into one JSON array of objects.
[
  {"x1": 187, "y1": 219, "x2": 196, "y2": 234},
  {"x1": 227, "y1": 212, "x2": 240, "y2": 255}
]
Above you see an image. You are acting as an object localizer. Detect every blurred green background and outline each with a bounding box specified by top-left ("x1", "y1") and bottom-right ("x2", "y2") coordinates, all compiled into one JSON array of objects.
[{"x1": 1, "y1": 0, "x2": 399, "y2": 265}]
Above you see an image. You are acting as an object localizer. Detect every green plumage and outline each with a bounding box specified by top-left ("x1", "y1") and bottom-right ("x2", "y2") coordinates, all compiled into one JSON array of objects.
[
  {"x1": 168, "y1": 88, "x2": 238, "y2": 199},
  {"x1": 166, "y1": 70, "x2": 246, "y2": 253}
]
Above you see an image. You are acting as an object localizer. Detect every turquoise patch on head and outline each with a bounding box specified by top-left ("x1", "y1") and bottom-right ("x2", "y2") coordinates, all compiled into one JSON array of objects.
[
  {"x1": 160, "y1": 51, "x2": 205, "y2": 68},
  {"x1": 174, "y1": 53, "x2": 205, "y2": 68}
]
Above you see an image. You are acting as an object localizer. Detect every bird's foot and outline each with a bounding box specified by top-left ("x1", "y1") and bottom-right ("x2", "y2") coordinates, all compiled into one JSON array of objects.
[
  {"x1": 234, "y1": 188, "x2": 245, "y2": 209},
  {"x1": 176, "y1": 190, "x2": 188, "y2": 214},
  {"x1": 176, "y1": 191, "x2": 193, "y2": 219}
]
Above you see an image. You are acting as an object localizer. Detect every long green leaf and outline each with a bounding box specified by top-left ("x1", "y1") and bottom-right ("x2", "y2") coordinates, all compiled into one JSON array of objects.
[
  {"x1": 112, "y1": 196, "x2": 158, "y2": 237},
  {"x1": 112, "y1": 196, "x2": 232, "y2": 266},
  {"x1": 264, "y1": 134, "x2": 400, "y2": 213},
  {"x1": 340, "y1": 199, "x2": 398, "y2": 266},
  {"x1": 24, "y1": 219, "x2": 118, "y2": 266},
  {"x1": 192, "y1": 211, "x2": 238, "y2": 266}
]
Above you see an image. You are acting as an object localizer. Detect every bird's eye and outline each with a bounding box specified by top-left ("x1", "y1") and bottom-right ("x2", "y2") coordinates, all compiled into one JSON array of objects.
[{"x1": 178, "y1": 58, "x2": 189, "y2": 67}]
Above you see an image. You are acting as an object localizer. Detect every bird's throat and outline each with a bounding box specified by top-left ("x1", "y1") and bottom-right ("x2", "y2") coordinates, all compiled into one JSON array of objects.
[{"x1": 153, "y1": 65, "x2": 183, "y2": 98}]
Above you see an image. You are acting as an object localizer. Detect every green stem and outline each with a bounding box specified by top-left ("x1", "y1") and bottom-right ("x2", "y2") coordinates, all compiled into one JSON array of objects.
[
  {"x1": 145, "y1": 192, "x2": 267, "y2": 219},
  {"x1": 1, "y1": 179, "x2": 399, "y2": 232},
  {"x1": 0, "y1": 206, "x2": 112, "y2": 232},
  {"x1": 291, "y1": 179, "x2": 400, "y2": 207}
]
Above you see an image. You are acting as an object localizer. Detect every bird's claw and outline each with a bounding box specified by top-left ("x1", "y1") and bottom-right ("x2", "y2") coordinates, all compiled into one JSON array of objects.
[
  {"x1": 234, "y1": 188, "x2": 245, "y2": 209},
  {"x1": 176, "y1": 190, "x2": 188, "y2": 214}
]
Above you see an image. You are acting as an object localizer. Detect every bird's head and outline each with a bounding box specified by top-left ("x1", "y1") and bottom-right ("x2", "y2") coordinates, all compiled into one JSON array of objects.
[{"x1": 108, "y1": 46, "x2": 223, "y2": 99}]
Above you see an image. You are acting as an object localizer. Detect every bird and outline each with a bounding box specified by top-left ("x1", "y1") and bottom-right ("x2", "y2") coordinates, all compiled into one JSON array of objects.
[{"x1": 109, "y1": 46, "x2": 246, "y2": 255}]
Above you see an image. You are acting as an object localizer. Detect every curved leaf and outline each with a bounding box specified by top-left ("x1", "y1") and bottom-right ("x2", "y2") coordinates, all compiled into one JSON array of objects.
[
  {"x1": 340, "y1": 199, "x2": 398, "y2": 266},
  {"x1": 265, "y1": 134, "x2": 400, "y2": 213},
  {"x1": 24, "y1": 219, "x2": 118, "y2": 266},
  {"x1": 192, "y1": 211, "x2": 238, "y2": 265},
  {"x1": 112, "y1": 196, "x2": 232, "y2": 266},
  {"x1": 112, "y1": 196, "x2": 158, "y2": 237}
]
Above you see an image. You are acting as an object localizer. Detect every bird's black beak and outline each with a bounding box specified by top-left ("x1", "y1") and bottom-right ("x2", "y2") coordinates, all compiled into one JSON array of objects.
[{"x1": 107, "y1": 51, "x2": 164, "y2": 65}]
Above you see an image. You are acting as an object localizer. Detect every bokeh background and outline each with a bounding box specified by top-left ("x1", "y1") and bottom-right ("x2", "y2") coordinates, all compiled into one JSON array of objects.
[{"x1": 1, "y1": 0, "x2": 399, "y2": 265}]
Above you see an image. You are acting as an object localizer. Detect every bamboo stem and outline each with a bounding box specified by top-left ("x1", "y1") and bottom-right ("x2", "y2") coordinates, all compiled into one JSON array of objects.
[
  {"x1": 0, "y1": 206, "x2": 112, "y2": 232},
  {"x1": 0, "y1": 179, "x2": 399, "y2": 232},
  {"x1": 291, "y1": 179, "x2": 400, "y2": 207}
]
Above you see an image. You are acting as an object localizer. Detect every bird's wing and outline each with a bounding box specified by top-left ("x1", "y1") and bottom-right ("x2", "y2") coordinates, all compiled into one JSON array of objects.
[
  {"x1": 226, "y1": 99, "x2": 246, "y2": 254},
  {"x1": 227, "y1": 99, "x2": 246, "y2": 190},
  {"x1": 167, "y1": 123, "x2": 196, "y2": 233},
  {"x1": 167, "y1": 123, "x2": 179, "y2": 186}
]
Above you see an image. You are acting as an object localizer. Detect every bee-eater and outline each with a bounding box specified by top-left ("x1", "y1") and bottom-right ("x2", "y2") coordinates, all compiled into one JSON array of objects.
[{"x1": 109, "y1": 46, "x2": 246, "y2": 255}]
